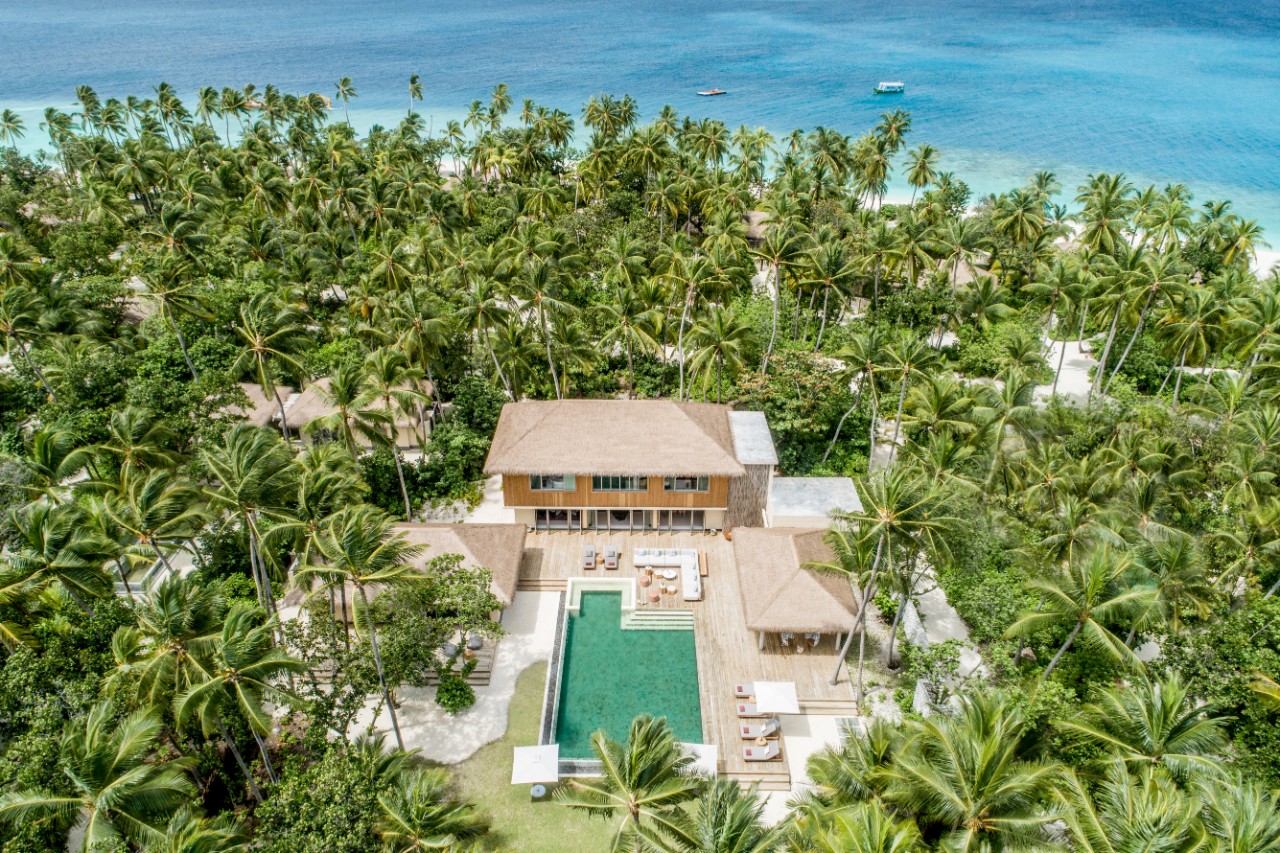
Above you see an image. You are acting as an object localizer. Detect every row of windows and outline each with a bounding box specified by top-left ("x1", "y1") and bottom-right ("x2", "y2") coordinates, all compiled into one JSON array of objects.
[
  {"x1": 529, "y1": 475, "x2": 710, "y2": 493},
  {"x1": 533, "y1": 508, "x2": 707, "y2": 530}
]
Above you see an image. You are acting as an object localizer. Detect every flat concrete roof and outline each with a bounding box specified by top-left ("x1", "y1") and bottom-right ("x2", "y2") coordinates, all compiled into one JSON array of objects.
[
  {"x1": 767, "y1": 477, "x2": 863, "y2": 520},
  {"x1": 728, "y1": 411, "x2": 778, "y2": 466}
]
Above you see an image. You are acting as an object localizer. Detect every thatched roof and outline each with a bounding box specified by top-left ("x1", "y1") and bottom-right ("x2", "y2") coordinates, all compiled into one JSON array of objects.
[
  {"x1": 224, "y1": 383, "x2": 288, "y2": 429},
  {"x1": 744, "y1": 211, "x2": 770, "y2": 241},
  {"x1": 392, "y1": 522, "x2": 526, "y2": 607},
  {"x1": 734, "y1": 528, "x2": 858, "y2": 634},
  {"x1": 282, "y1": 377, "x2": 434, "y2": 437},
  {"x1": 484, "y1": 400, "x2": 745, "y2": 477}
]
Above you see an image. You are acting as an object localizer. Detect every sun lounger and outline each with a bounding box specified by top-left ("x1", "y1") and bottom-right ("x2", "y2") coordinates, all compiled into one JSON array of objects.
[
  {"x1": 582, "y1": 545, "x2": 596, "y2": 569},
  {"x1": 735, "y1": 703, "x2": 761, "y2": 717},
  {"x1": 740, "y1": 718, "x2": 780, "y2": 739},
  {"x1": 734, "y1": 682, "x2": 755, "y2": 698},
  {"x1": 742, "y1": 741, "x2": 781, "y2": 761},
  {"x1": 604, "y1": 545, "x2": 619, "y2": 569}
]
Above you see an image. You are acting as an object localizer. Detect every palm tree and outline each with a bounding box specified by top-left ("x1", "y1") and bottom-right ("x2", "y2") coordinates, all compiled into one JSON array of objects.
[
  {"x1": 687, "y1": 305, "x2": 756, "y2": 403},
  {"x1": 883, "y1": 692, "x2": 1061, "y2": 852},
  {"x1": 805, "y1": 525, "x2": 879, "y2": 702},
  {"x1": 303, "y1": 362, "x2": 394, "y2": 457},
  {"x1": 3, "y1": 501, "x2": 113, "y2": 614},
  {"x1": 1129, "y1": 534, "x2": 1217, "y2": 636},
  {"x1": 408, "y1": 74, "x2": 424, "y2": 116},
  {"x1": 176, "y1": 603, "x2": 306, "y2": 789},
  {"x1": 1198, "y1": 773, "x2": 1280, "y2": 853},
  {"x1": 147, "y1": 807, "x2": 248, "y2": 853},
  {"x1": 200, "y1": 425, "x2": 299, "y2": 615},
  {"x1": 751, "y1": 226, "x2": 803, "y2": 374},
  {"x1": 787, "y1": 801, "x2": 922, "y2": 853},
  {"x1": 905, "y1": 143, "x2": 939, "y2": 203},
  {"x1": 877, "y1": 330, "x2": 940, "y2": 466},
  {"x1": 597, "y1": 286, "x2": 661, "y2": 398},
  {"x1": 0, "y1": 702, "x2": 196, "y2": 852},
  {"x1": 106, "y1": 574, "x2": 225, "y2": 718},
  {"x1": 108, "y1": 469, "x2": 209, "y2": 579},
  {"x1": 1056, "y1": 760, "x2": 1207, "y2": 853},
  {"x1": 674, "y1": 779, "x2": 778, "y2": 853},
  {"x1": 95, "y1": 406, "x2": 182, "y2": 489},
  {"x1": 230, "y1": 292, "x2": 309, "y2": 442},
  {"x1": 335, "y1": 76, "x2": 358, "y2": 123},
  {"x1": 296, "y1": 504, "x2": 425, "y2": 751},
  {"x1": 1056, "y1": 673, "x2": 1228, "y2": 782},
  {"x1": 1007, "y1": 547, "x2": 1157, "y2": 676},
  {"x1": 375, "y1": 767, "x2": 489, "y2": 852},
  {"x1": 0, "y1": 285, "x2": 59, "y2": 401},
  {"x1": 0, "y1": 108, "x2": 25, "y2": 147},
  {"x1": 361, "y1": 347, "x2": 429, "y2": 517},
  {"x1": 831, "y1": 467, "x2": 957, "y2": 687},
  {"x1": 555, "y1": 714, "x2": 703, "y2": 852},
  {"x1": 800, "y1": 717, "x2": 902, "y2": 812}
]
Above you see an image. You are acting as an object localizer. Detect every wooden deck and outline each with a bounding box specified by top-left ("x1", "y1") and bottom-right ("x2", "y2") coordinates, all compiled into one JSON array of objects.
[{"x1": 518, "y1": 530, "x2": 858, "y2": 786}]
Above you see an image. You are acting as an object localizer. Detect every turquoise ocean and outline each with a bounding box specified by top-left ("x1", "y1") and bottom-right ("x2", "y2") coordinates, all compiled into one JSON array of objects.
[{"x1": 3, "y1": 0, "x2": 1279, "y2": 232}]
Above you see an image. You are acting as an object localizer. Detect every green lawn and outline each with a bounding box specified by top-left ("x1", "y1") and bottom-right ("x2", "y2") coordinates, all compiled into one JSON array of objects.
[{"x1": 445, "y1": 663, "x2": 611, "y2": 853}]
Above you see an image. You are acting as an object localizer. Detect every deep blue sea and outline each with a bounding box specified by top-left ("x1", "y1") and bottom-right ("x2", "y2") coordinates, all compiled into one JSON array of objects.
[{"x1": 3, "y1": 0, "x2": 1279, "y2": 234}]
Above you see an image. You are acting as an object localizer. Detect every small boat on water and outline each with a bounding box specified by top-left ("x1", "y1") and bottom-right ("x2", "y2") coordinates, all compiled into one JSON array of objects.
[
  {"x1": 874, "y1": 81, "x2": 905, "y2": 95},
  {"x1": 696, "y1": 88, "x2": 728, "y2": 97}
]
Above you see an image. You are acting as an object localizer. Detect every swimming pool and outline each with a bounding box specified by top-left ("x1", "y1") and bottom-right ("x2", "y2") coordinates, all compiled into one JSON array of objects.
[{"x1": 554, "y1": 591, "x2": 703, "y2": 759}]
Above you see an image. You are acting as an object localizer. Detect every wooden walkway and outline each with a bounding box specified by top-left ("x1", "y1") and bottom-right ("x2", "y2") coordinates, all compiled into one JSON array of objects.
[{"x1": 518, "y1": 530, "x2": 858, "y2": 786}]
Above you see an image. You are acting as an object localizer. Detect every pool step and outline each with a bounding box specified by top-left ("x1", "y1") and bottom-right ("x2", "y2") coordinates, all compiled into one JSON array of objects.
[{"x1": 622, "y1": 609, "x2": 694, "y2": 630}]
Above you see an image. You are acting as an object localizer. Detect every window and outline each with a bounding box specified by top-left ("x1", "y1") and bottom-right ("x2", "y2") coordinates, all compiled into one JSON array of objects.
[
  {"x1": 590, "y1": 509, "x2": 649, "y2": 530},
  {"x1": 656, "y1": 509, "x2": 705, "y2": 531},
  {"x1": 591, "y1": 475, "x2": 648, "y2": 492},
  {"x1": 530, "y1": 474, "x2": 575, "y2": 491},
  {"x1": 663, "y1": 475, "x2": 709, "y2": 492},
  {"x1": 535, "y1": 509, "x2": 581, "y2": 529}
]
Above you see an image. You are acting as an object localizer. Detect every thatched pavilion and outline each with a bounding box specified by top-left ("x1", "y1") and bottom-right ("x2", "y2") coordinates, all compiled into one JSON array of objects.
[{"x1": 733, "y1": 527, "x2": 859, "y2": 650}]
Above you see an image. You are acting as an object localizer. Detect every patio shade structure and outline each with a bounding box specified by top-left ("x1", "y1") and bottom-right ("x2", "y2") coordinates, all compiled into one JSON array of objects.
[
  {"x1": 681, "y1": 743, "x2": 719, "y2": 777},
  {"x1": 754, "y1": 681, "x2": 800, "y2": 715},
  {"x1": 511, "y1": 744, "x2": 560, "y2": 784}
]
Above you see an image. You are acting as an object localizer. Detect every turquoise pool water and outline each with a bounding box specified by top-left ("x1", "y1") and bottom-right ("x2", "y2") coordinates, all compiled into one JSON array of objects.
[{"x1": 555, "y1": 592, "x2": 702, "y2": 759}]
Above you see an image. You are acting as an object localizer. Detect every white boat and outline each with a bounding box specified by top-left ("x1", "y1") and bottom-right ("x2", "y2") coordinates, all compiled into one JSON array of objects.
[
  {"x1": 696, "y1": 88, "x2": 728, "y2": 97},
  {"x1": 874, "y1": 81, "x2": 905, "y2": 94}
]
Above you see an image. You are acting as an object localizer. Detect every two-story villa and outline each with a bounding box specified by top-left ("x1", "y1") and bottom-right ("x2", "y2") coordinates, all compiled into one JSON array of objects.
[{"x1": 483, "y1": 400, "x2": 778, "y2": 531}]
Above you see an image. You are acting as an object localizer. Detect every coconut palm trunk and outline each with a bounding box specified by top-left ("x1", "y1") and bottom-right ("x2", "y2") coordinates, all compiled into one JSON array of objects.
[
  {"x1": 217, "y1": 718, "x2": 265, "y2": 803},
  {"x1": 1102, "y1": 291, "x2": 1156, "y2": 396},
  {"x1": 1090, "y1": 305, "x2": 1123, "y2": 402},
  {"x1": 15, "y1": 340, "x2": 58, "y2": 402},
  {"x1": 537, "y1": 302, "x2": 561, "y2": 400},
  {"x1": 357, "y1": 583, "x2": 405, "y2": 751},
  {"x1": 1042, "y1": 620, "x2": 1084, "y2": 676},
  {"x1": 761, "y1": 262, "x2": 781, "y2": 375},
  {"x1": 166, "y1": 311, "x2": 199, "y2": 381}
]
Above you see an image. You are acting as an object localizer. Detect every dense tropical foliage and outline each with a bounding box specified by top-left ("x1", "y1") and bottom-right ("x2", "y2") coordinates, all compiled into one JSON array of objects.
[{"x1": 1, "y1": 76, "x2": 1278, "y2": 850}]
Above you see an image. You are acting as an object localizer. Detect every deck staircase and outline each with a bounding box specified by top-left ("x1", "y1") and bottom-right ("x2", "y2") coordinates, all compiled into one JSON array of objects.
[{"x1": 517, "y1": 576, "x2": 566, "y2": 592}]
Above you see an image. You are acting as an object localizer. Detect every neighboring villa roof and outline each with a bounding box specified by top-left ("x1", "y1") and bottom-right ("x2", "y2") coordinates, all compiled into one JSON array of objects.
[
  {"x1": 728, "y1": 411, "x2": 778, "y2": 467},
  {"x1": 483, "y1": 400, "x2": 747, "y2": 477},
  {"x1": 392, "y1": 522, "x2": 526, "y2": 607},
  {"x1": 216, "y1": 383, "x2": 292, "y2": 429},
  {"x1": 744, "y1": 211, "x2": 770, "y2": 241},
  {"x1": 280, "y1": 377, "x2": 433, "y2": 433},
  {"x1": 734, "y1": 527, "x2": 859, "y2": 634},
  {"x1": 767, "y1": 477, "x2": 863, "y2": 523},
  {"x1": 234, "y1": 383, "x2": 289, "y2": 428}
]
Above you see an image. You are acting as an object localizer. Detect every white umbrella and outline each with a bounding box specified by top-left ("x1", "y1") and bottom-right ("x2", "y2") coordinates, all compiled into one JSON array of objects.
[
  {"x1": 681, "y1": 743, "x2": 718, "y2": 777},
  {"x1": 754, "y1": 681, "x2": 800, "y2": 715},
  {"x1": 511, "y1": 744, "x2": 560, "y2": 784}
]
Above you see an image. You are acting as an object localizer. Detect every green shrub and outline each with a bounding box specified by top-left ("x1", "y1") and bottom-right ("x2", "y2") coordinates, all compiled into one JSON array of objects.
[{"x1": 436, "y1": 658, "x2": 478, "y2": 715}]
